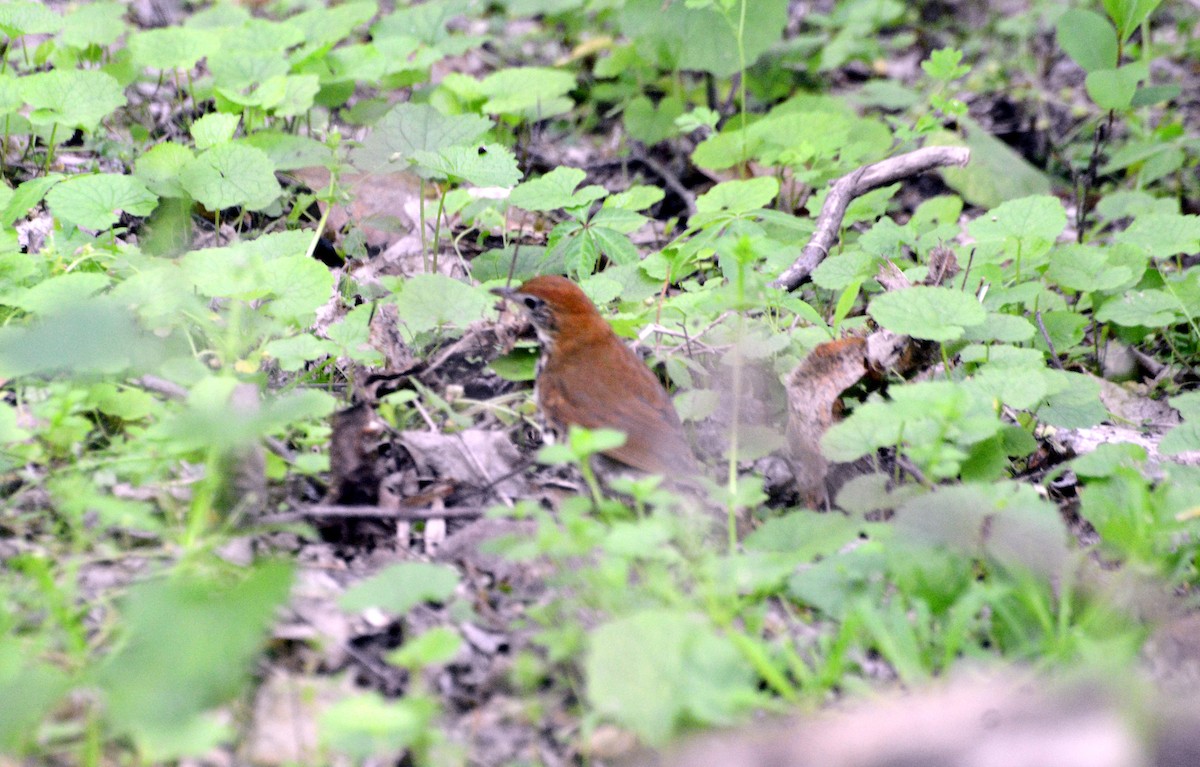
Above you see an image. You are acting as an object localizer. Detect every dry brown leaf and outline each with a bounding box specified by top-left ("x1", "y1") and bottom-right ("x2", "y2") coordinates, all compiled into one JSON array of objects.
[{"x1": 785, "y1": 336, "x2": 868, "y2": 505}]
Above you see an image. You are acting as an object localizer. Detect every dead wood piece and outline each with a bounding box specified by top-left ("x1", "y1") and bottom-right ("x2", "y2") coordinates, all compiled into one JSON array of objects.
[
  {"x1": 770, "y1": 146, "x2": 971, "y2": 292},
  {"x1": 260, "y1": 504, "x2": 487, "y2": 525}
]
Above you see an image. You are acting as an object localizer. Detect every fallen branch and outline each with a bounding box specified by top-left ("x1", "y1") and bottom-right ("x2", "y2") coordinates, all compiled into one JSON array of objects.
[
  {"x1": 259, "y1": 503, "x2": 487, "y2": 525},
  {"x1": 770, "y1": 146, "x2": 971, "y2": 292}
]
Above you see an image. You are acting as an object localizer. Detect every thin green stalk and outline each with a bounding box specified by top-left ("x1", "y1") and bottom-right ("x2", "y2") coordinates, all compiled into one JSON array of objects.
[
  {"x1": 42, "y1": 124, "x2": 57, "y2": 174},
  {"x1": 419, "y1": 179, "x2": 430, "y2": 273},
  {"x1": 431, "y1": 189, "x2": 448, "y2": 274},
  {"x1": 303, "y1": 178, "x2": 336, "y2": 262}
]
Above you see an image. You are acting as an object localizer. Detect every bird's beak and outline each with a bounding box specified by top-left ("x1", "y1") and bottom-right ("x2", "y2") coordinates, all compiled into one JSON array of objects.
[{"x1": 490, "y1": 286, "x2": 516, "y2": 299}]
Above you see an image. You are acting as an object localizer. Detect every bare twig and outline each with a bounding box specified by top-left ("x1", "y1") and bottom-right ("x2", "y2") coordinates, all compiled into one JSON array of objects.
[
  {"x1": 1035, "y1": 311, "x2": 1065, "y2": 370},
  {"x1": 770, "y1": 146, "x2": 972, "y2": 292},
  {"x1": 258, "y1": 503, "x2": 487, "y2": 525},
  {"x1": 632, "y1": 149, "x2": 698, "y2": 219}
]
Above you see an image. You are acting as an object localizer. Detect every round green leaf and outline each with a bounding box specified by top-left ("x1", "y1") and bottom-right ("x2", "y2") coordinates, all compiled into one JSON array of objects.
[
  {"x1": 22, "y1": 69, "x2": 126, "y2": 133},
  {"x1": 868, "y1": 286, "x2": 986, "y2": 341},
  {"x1": 45, "y1": 173, "x2": 158, "y2": 231},
  {"x1": 179, "y1": 143, "x2": 281, "y2": 211},
  {"x1": 1055, "y1": 9, "x2": 1117, "y2": 73}
]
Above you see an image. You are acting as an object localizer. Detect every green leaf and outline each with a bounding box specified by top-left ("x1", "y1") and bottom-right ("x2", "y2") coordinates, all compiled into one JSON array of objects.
[
  {"x1": 509, "y1": 167, "x2": 606, "y2": 212},
  {"x1": 262, "y1": 334, "x2": 338, "y2": 371},
  {"x1": 386, "y1": 274, "x2": 493, "y2": 338},
  {"x1": 930, "y1": 117, "x2": 1052, "y2": 207},
  {"x1": 620, "y1": 0, "x2": 787, "y2": 78},
  {"x1": 624, "y1": 94, "x2": 684, "y2": 145},
  {"x1": 1056, "y1": 9, "x2": 1117, "y2": 72},
  {"x1": 208, "y1": 49, "x2": 289, "y2": 92},
  {"x1": 0, "y1": 299, "x2": 166, "y2": 377},
  {"x1": 190, "y1": 112, "x2": 240, "y2": 150},
  {"x1": 921, "y1": 47, "x2": 970, "y2": 81},
  {"x1": 351, "y1": 102, "x2": 491, "y2": 173},
  {"x1": 606, "y1": 185, "x2": 665, "y2": 212},
  {"x1": 45, "y1": 173, "x2": 158, "y2": 231},
  {"x1": 0, "y1": 174, "x2": 64, "y2": 225},
  {"x1": 895, "y1": 482, "x2": 1068, "y2": 575},
  {"x1": 1085, "y1": 63, "x2": 1147, "y2": 110},
  {"x1": 744, "y1": 511, "x2": 868, "y2": 560},
  {"x1": 60, "y1": 1, "x2": 127, "y2": 49},
  {"x1": 1037, "y1": 371, "x2": 1107, "y2": 428},
  {"x1": 128, "y1": 26, "x2": 218, "y2": 71},
  {"x1": 2, "y1": 271, "x2": 110, "y2": 314},
  {"x1": 692, "y1": 177, "x2": 779, "y2": 227},
  {"x1": 181, "y1": 231, "x2": 311, "y2": 299},
  {"x1": 285, "y1": 0, "x2": 377, "y2": 52},
  {"x1": 338, "y1": 562, "x2": 460, "y2": 614},
  {"x1": 1095, "y1": 289, "x2": 1180, "y2": 327},
  {"x1": 1044, "y1": 244, "x2": 1132, "y2": 292},
  {"x1": 387, "y1": 627, "x2": 462, "y2": 669},
  {"x1": 411, "y1": 143, "x2": 520, "y2": 187},
  {"x1": 1113, "y1": 213, "x2": 1200, "y2": 258},
  {"x1": 22, "y1": 69, "x2": 126, "y2": 133},
  {"x1": 960, "y1": 312, "x2": 1035, "y2": 343},
  {"x1": 812, "y1": 251, "x2": 878, "y2": 291},
  {"x1": 1102, "y1": 0, "x2": 1163, "y2": 42},
  {"x1": 259, "y1": 254, "x2": 334, "y2": 326},
  {"x1": 320, "y1": 693, "x2": 437, "y2": 761},
  {"x1": 239, "y1": 132, "x2": 333, "y2": 171},
  {"x1": 0, "y1": 1, "x2": 61, "y2": 37},
  {"x1": 96, "y1": 562, "x2": 294, "y2": 761},
  {"x1": 135, "y1": 142, "x2": 194, "y2": 198},
  {"x1": 480, "y1": 66, "x2": 576, "y2": 118},
  {"x1": 585, "y1": 610, "x2": 755, "y2": 745},
  {"x1": 180, "y1": 143, "x2": 281, "y2": 211},
  {"x1": 868, "y1": 286, "x2": 986, "y2": 341},
  {"x1": 968, "y1": 194, "x2": 1066, "y2": 254}
]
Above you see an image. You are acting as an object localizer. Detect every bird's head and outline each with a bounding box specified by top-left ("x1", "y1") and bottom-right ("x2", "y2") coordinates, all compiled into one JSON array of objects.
[{"x1": 491, "y1": 275, "x2": 604, "y2": 348}]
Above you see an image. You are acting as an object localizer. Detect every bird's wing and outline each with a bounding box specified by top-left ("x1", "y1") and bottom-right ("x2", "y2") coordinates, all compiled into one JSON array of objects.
[{"x1": 541, "y1": 344, "x2": 697, "y2": 475}]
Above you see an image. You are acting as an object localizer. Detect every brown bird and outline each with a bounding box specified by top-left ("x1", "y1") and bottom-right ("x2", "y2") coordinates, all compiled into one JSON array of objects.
[{"x1": 492, "y1": 275, "x2": 699, "y2": 477}]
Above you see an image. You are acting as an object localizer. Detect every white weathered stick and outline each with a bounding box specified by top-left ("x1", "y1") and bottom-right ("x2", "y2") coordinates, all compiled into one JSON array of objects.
[{"x1": 770, "y1": 146, "x2": 971, "y2": 292}]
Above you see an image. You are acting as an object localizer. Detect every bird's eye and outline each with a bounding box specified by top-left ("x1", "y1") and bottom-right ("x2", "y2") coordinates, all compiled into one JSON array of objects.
[{"x1": 523, "y1": 296, "x2": 541, "y2": 311}]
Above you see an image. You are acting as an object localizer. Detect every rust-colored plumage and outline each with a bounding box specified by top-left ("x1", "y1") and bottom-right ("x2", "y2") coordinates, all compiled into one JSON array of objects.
[{"x1": 493, "y1": 275, "x2": 698, "y2": 477}]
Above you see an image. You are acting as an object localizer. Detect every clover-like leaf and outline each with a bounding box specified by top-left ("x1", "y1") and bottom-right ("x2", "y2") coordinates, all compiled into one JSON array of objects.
[
  {"x1": 695, "y1": 177, "x2": 780, "y2": 219},
  {"x1": 509, "y1": 166, "x2": 605, "y2": 212},
  {"x1": 45, "y1": 173, "x2": 158, "y2": 231},
  {"x1": 868, "y1": 286, "x2": 986, "y2": 342},
  {"x1": 180, "y1": 143, "x2": 281, "y2": 211},
  {"x1": 22, "y1": 69, "x2": 126, "y2": 133}
]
